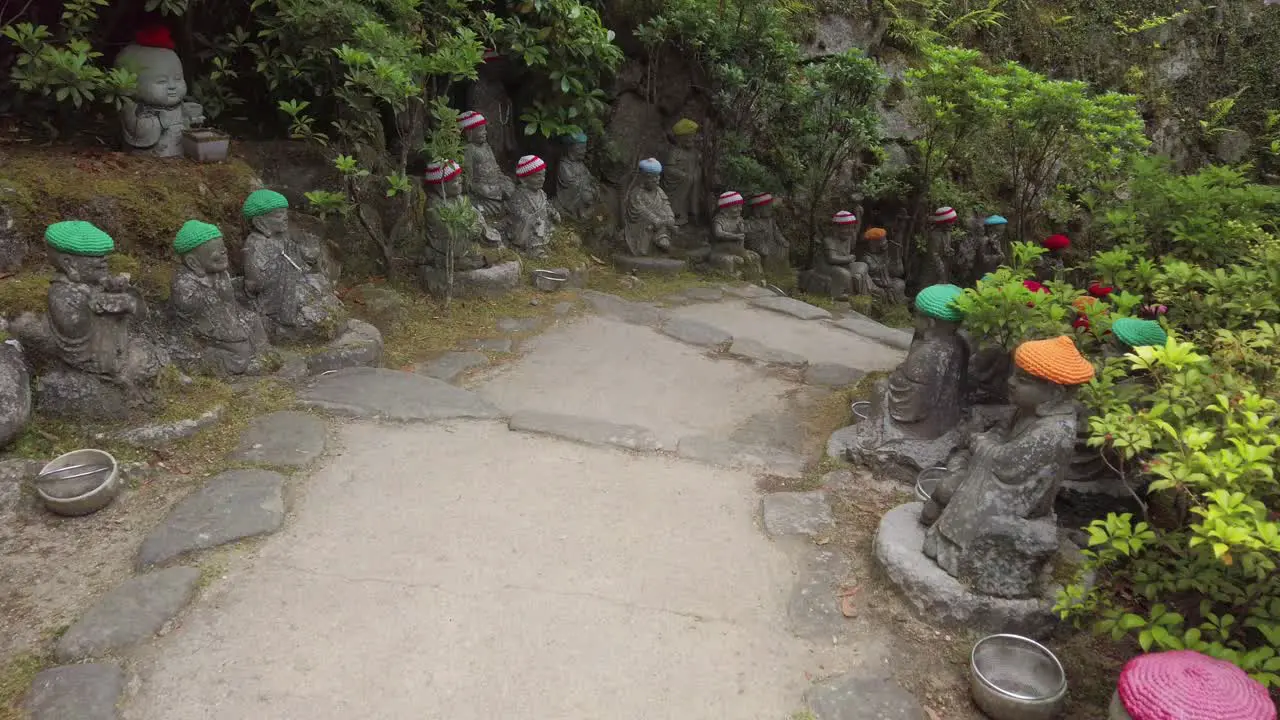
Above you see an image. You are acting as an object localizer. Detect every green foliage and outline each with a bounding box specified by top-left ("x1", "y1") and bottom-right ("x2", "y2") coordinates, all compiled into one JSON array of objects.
[
  {"x1": 952, "y1": 241, "x2": 1074, "y2": 348},
  {"x1": 877, "y1": 0, "x2": 1008, "y2": 53}
]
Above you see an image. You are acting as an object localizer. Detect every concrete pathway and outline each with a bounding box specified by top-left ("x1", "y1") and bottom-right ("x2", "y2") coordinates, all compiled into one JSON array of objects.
[{"x1": 116, "y1": 290, "x2": 920, "y2": 720}]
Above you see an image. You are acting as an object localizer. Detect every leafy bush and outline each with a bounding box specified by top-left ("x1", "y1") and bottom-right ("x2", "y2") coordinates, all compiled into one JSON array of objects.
[{"x1": 952, "y1": 241, "x2": 1074, "y2": 349}]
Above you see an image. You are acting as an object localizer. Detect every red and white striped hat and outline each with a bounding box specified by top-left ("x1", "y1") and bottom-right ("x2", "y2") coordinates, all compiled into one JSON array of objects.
[
  {"x1": 515, "y1": 155, "x2": 546, "y2": 177},
  {"x1": 748, "y1": 193, "x2": 774, "y2": 207},
  {"x1": 832, "y1": 210, "x2": 857, "y2": 225},
  {"x1": 424, "y1": 160, "x2": 463, "y2": 185},
  {"x1": 482, "y1": 48, "x2": 501, "y2": 61},
  {"x1": 931, "y1": 206, "x2": 958, "y2": 224},
  {"x1": 717, "y1": 191, "x2": 744, "y2": 208},
  {"x1": 457, "y1": 111, "x2": 487, "y2": 130}
]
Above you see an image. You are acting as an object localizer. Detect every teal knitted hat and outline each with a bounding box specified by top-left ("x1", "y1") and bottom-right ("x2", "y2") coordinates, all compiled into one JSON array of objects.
[
  {"x1": 914, "y1": 284, "x2": 965, "y2": 322},
  {"x1": 1111, "y1": 317, "x2": 1168, "y2": 348},
  {"x1": 44, "y1": 221, "x2": 114, "y2": 256},
  {"x1": 242, "y1": 189, "x2": 289, "y2": 219},
  {"x1": 174, "y1": 220, "x2": 223, "y2": 254},
  {"x1": 566, "y1": 131, "x2": 588, "y2": 144}
]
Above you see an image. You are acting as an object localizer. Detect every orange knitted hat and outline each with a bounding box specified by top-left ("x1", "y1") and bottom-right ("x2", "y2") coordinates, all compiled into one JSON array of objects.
[
  {"x1": 864, "y1": 227, "x2": 887, "y2": 241},
  {"x1": 1072, "y1": 296, "x2": 1099, "y2": 313},
  {"x1": 1014, "y1": 336, "x2": 1095, "y2": 385}
]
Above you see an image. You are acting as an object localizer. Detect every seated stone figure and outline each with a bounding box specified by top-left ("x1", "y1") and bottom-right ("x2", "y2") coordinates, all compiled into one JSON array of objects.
[
  {"x1": 861, "y1": 226, "x2": 907, "y2": 304},
  {"x1": 887, "y1": 284, "x2": 970, "y2": 439},
  {"x1": 507, "y1": 155, "x2": 560, "y2": 257},
  {"x1": 977, "y1": 215, "x2": 1007, "y2": 277},
  {"x1": 707, "y1": 191, "x2": 761, "y2": 279},
  {"x1": 169, "y1": 220, "x2": 272, "y2": 376},
  {"x1": 554, "y1": 132, "x2": 599, "y2": 218},
  {"x1": 921, "y1": 335, "x2": 1094, "y2": 598},
  {"x1": 1035, "y1": 234, "x2": 1070, "y2": 282},
  {"x1": 459, "y1": 111, "x2": 513, "y2": 245},
  {"x1": 800, "y1": 211, "x2": 867, "y2": 299},
  {"x1": 744, "y1": 193, "x2": 789, "y2": 271},
  {"x1": 113, "y1": 26, "x2": 204, "y2": 158},
  {"x1": 421, "y1": 160, "x2": 488, "y2": 272},
  {"x1": 241, "y1": 189, "x2": 347, "y2": 344},
  {"x1": 622, "y1": 158, "x2": 677, "y2": 257}
]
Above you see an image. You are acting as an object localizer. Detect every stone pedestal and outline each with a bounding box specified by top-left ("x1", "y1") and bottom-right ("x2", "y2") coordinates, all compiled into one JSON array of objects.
[
  {"x1": 420, "y1": 260, "x2": 522, "y2": 299},
  {"x1": 37, "y1": 367, "x2": 154, "y2": 423},
  {"x1": 0, "y1": 341, "x2": 31, "y2": 447},
  {"x1": 613, "y1": 255, "x2": 686, "y2": 276}
]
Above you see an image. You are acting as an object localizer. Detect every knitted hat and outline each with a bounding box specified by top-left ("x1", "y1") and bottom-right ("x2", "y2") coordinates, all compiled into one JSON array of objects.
[
  {"x1": 458, "y1": 111, "x2": 487, "y2": 130},
  {"x1": 672, "y1": 118, "x2": 699, "y2": 136},
  {"x1": 425, "y1": 160, "x2": 463, "y2": 185},
  {"x1": 984, "y1": 214, "x2": 1007, "y2": 226},
  {"x1": 1088, "y1": 281, "x2": 1114, "y2": 298},
  {"x1": 748, "y1": 193, "x2": 774, "y2": 207},
  {"x1": 174, "y1": 220, "x2": 223, "y2": 254},
  {"x1": 135, "y1": 25, "x2": 175, "y2": 50},
  {"x1": 931, "y1": 207, "x2": 958, "y2": 224},
  {"x1": 1014, "y1": 336, "x2": 1095, "y2": 385},
  {"x1": 832, "y1": 210, "x2": 857, "y2": 225},
  {"x1": 242, "y1": 189, "x2": 289, "y2": 218},
  {"x1": 482, "y1": 48, "x2": 501, "y2": 61},
  {"x1": 914, "y1": 284, "x2": 965, "y2": 322},
  {"x1": 565, "y1": 131, "x2": 588, "y2": 144},
  {"x1": 1023, "y1": 279, "x2": 1049, "y2": 294},
  {"x1": 1117, "y1": 651, "x2": 1274, "y2": 720},
  {"x1": 1072, "y1": 296, "x2": 1099, "y2": 313},
  {"x1": 717, "y1": 191, "x2": 744, "y2": 208},
  {"x1": 44, "y1": 221, "x2": 114, "y2": 257},
  {"x1": 515, "y1": 155, "x2": 547, "y2": 177},
  {"x1": 1111, "y1": 317, "x2": 1168, "y2": 348},
  {"x1": 1042, "y1": 234, "x2": 1070, "y2": 250},
  {"x1": 864, "y1": 227, "x2": 887, "y2": 241},
  {"x1": 638, "y1": 158, "x2": 662, "y2": 174}
]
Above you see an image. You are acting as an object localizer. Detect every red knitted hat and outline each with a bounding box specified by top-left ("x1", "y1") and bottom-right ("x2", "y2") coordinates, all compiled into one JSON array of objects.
[
  {"x1": 135, "y1": 25, "x2": 175, "y2": 50},
  {"x1": 1088, "y1": 281, "x2": 1114, "y2": 298},
  {"x1": 1117, "y1": 651, "x2": 1275, "y2": 720},
  {"x1": 1042, "y1": 234, "x2": 1070, "y2": 250}
]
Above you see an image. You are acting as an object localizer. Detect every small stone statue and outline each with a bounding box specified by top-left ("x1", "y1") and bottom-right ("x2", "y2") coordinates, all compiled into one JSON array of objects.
[
  {"x1": 921, "y1": 206, "x2": 957, "y2": 286},
  {"x1": 950, "y1": 212, "x2": 983, "y2": 286},
  {"x1": 707, "y1": 191, "x2": 762, "y2": 278},
  {"x1": 977, "y1": 215, "x2": 1007, "y2": 277},
  {"x1": 622, "y1": 158, "x2": 677, "y2": 256},
  {"x1": 663, "y1": 118, "x2": 703, "y2": 226},
  {"x1": 113, "y1": 26, "x2": 204, "y2": 158},
  {"x1": 921, "y1": 335, "x2": 1094, "y2": 598},
  {"x1": 1035, "y1": 234, "x2": 1070, "y2": 282},
  {"x1": 241, "y1": 189, "x2": 347, "y2": 344},
  {"x1": 508, "y1": 155, "x2": 560, "y2": 258},
  {"x1": 887, "y1": 284, "x2": 970, "y2": 440},
  {"x1": 744, "y1": 193, "x2": 789, "y2": 270},
  {"x1": 555, "y1": 132, "x2": 599, "y2": 218},
  {"x1": 422, "y1": 160, "x2": 488, "y2": 272},
  {"x1": 801, "y1": 211, "x2": 865, "y2": 300},
  {"x1": 170, "y1": 220, "x2": 272, "y2": 375},
  {"x1": 458, "y1": 111, "x2": 514, "y2": 243},
  {"x1": 862, "y1": 227, "x2": 907, "y2": 304}
]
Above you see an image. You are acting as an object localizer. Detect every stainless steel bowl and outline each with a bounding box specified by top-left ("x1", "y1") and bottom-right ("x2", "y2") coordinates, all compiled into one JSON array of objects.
[
  {"x1": 34, "y1": 449, "x2": 121, "y2": 517},
  {"x1": 532, "y1": 269, "x2": 569, "y2": 292},
  {"x1": 850, "y1": 400, "x2": 871, "y2": 421},
  {"x1": 970, "y1": 634, "x2": 1068, "y2": 720},
  {"x1": 915, "y1": 466, "x2": 948, "y2": 502}
]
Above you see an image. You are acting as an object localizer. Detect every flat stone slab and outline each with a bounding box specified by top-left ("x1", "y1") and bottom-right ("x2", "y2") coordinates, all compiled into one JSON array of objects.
[
  {"x1": 579, "y1": 290, "x2": 666, "y2": 327},
  {"x1": 496, "y1": 317, "x2": 541, "y2": 334},
  {"x1": 729, "y1": 338, "x2": 807, "y2": 367},
  {"x1": 803, "y1": 362, "x2": 864, "y2": 387},
  {"x1": 762, "y1": 491, "x2": 834, "y2": 537},
  {"x1": 749, "y1": 295, "x2": 832, "y2": 320},
  {"x1": 508, "y1": 410, "x2": 663, "y2": 452},
  {"x1": 112, "y1": 406, "x2": 223, "y2": 449},
  {"x1": 417, "y1": 351, "x2": 488, "y2": 383},
  {"x1": 306, "y1": 319, "x2": 384, "y2": 374},
  {"x1": 831, "y1": 314, "x2": 913, "y2": 351},
  {"x1": 137, "y1": 469, "x2": 286, "y2": 569},
  {"x1": 724, "y1": 284, "x2": 775, "y2": 299},
  {"x1": 676, "y1": 435, "x2": 805, "y2": 478},
  {"x1": 299, "y1": 368, "x2": 501, "y2": 421},
  {"x1": 422, "y1": 260, "x2": 522, "y2": 299},
  {"x1": 230, "y1": 410, "x2": 327, "y2": 467},
  {"x1": 28, "y1": 662, "x2": 124, "y2": 720},
  {"x1": 781, "y1": 537, "x2": 852, "y2": 641},
  {"x1": 612, "y1": 254, "x2": 686, "y2": 276},
  {"x1": 55, "y1": 567, "x2": 201, "y2": 661},
  {"x1": 874, "y1": 502, "x2": 1058, "y2": 638},
  {"x1": 805, "y1": 673, "x2": 929, "y2": 720},
  {"x1": 683, "y1": 287, "x2": 724, "y2": 301},
  {"x1": 660, "y1": 317, "x2": 732, "y2": 347},
  {"x1": 468, "y1": 337, "x2": 514, "y2": 353}
]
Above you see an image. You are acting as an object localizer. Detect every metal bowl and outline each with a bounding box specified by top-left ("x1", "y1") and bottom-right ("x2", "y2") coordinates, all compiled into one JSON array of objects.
[
  {"x1": 532, "y1": 269, "x2": 569, "y2": 292},
  {"x1": 970, "y1": 634, "x2": 1068, "y2": 720},
  {"x1": 850, "y1": 400, "x2": 871, "y2": 421},
  {"x1": 34, "y1": 449, "x2": 121, "y2": 517},
  {"x1": 915, "y1": 466, "x2": 948, "y2": 503}
]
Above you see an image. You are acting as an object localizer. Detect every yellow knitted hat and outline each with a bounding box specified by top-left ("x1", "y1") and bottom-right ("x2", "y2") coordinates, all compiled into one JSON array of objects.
[
  {"x1": 672, "y1": 118, "x2": 699, "y2": 136},
  {"x1": 1014, "y1": 336, "x2": 1095, "y2": 385}
]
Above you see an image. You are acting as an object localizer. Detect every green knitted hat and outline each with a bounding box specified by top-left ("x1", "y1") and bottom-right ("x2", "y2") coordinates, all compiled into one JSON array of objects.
[
  {"x1": 1111, "y1": 317, "x2": 1168, "y2": 348},
  {"x1": 914, "y1": 284, "x2": 965, "y2": 322},
  {"x1": 174, "y1": 220, "x2": 223, "y2": 254},
  {"x1": 44, "y1": 221, "x2": 114, "y2": 256},
  {"x1": 242, "y1": 189, "x2": 289, "y2": 219}
]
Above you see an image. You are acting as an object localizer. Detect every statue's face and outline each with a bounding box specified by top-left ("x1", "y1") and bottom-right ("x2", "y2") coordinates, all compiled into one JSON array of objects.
[
  {"x1": 1008, "y1": 367, "x2": 1059, "y2": 411},
  {"x1": 53, "y1": 251, "x2": 110, "y2": 284},
  {"x1": 676, "y1": 133, "x2": 696, "y2": 149},
  {"x1": 253, "y1": 208, "x2": 289, "y2": 235},
  {"x1": 133, "y1": 50, "x2": 186, "y2": 107},
  {"x1": 836, "y1": 226, "x2": 856, "y2": 242},
  {"x1": 866, "y1": 237, "x2": 885, "y2": 252},
  {"x1": 641, "y1": 172, "x2": 660, "y2": 189},
  {"x1": 520, "y1": 169, "x2": 545, "y2": 189},
  {"x1": 187, "y1": 237, "x2": 229, "y2": 274},
  {"x1": 753, "y1": 203, "x2": 774, "y2": 219},
  {"x1": 986, "y1": 226, "x2": 1004, "y2": 243},
  {"x1": 720, "y1": 204, "x2": 742, "y2": 220},
  {"x1": 466, "y1": 125, "x2": 488, "y2": 144},
  {"x1": 567, "y1": 143, "x2": 587, "y2": 161},
  {"x1": 443, "y1": 176, "x2": 462, "y2": 198}
]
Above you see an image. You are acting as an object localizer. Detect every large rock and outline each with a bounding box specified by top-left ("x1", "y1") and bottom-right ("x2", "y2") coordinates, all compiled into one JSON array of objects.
[
  {"x1": 36, "y1": 367, "x2": 136, "y2": 422},
  {"x1": 54, "y1": 567, "x2": 201, "y2": 661},
  {"x1": 137, "y1": 469, "x2": 286, "y2": 569},
  {"x1": 230, "y1": 410, "x2": 327, "y2": 467},
  {"x1": 873, "y1": 502, "x2": 1060, "y2": 638},
  {"x1": 421, "y1": 260, "x2": 522, "y2": 299},
  {"x1": 801, "y1": 14, "x2": 887, "y2": 59},
  {"x1": 306, "y1": 319, "x2": 384, "y2": 374},
  {"x1": 346, "y1": 283, "x2": 406, "y2": 334},
  {"x1": 0, "y1": 339, "x2": 32, "y2": 448},
  {"x1": 804, "y1": 673, "x2": 928, "y2": 720},
  {"x1": 298, "y1": 367, "x2": 501, "y2": 421},
  {"x1": 748, "y1": 296, "x2": 832, "y2": 321},
  {"x1": 508, "y1": 410, "x2": 663, "y2": 452},
  {"x1": 27, "y1": 662, "x2": 125, "y2": 720}
]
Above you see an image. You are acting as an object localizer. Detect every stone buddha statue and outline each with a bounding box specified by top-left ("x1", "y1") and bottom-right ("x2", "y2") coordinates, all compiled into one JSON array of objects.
[
  {"x1": 662, "y1": 118, "x2": 703, "y2": 226},
  {"x1": 458, "y1": 111, "x2": 513, "y2": 244},
  {"x1": 554, "y1": 132, "x2": 599, "y2": 218},
  {"x1": 801, "y1": 211, "x2": 865, "y2": 300},
  {"x1": 920, "y1": 335, "x2": 1094, "y2": 598},
  {"x1": 707, "y1": 191, "x2": 761, "y2": 278},
  {"x1": 1036, "y1": 234, "x2": 1070, "y2": 282},
  {"x1": 886, "y1": 284, "x2": 970, "y2": 439},
  {"x1": 465, "y1": 49, "x2": 518, "y2": 168},
  {"x1": 113, "y1": 26, "x2": 204, "y2": 158},
  {"x1": 621, "y1": 158, "x2": 677, "y2": 257},
  {"x1": 861, "y1": 226, "x2": 907, "y2": 304},
  {"x1": 977, "y1": 215, "x2": 1008, "y2": 277},
  {"x1": 743, "y1": 193, "x2": 789, "y2": 271},
  {"x1": 921, "y1": 206, "x2": 957, "y2": 287},
  {"x1": 950, "y1": 212, "x2": 983, "y2": 286},
  {"x1": 507, "y1": 155, "x2": 560, "y2": 257},
  {"x1": 241, "y1": 189, "x2": 346, "y2": 344},
  {"x1": 169, "y1": 220, "x2": 272, "y2": 376},
  {"x1": 422, "y1": 160, "x2": 488, "y2": 273}
]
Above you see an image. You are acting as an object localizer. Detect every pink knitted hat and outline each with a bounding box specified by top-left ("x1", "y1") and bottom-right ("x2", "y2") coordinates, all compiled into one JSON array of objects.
[
  {"x1": 748, "y1": 193, "x2": 774, "y2": 207},
  {"x1": 832, "y1": 210, "x2": 857, "y2": 225},
  {"x1": 932, "y1": 206, "x2": 958, "y2": 224},
  {"x1": 1117, "y1": 651, "x2": 1275, "y2": 720},
  {"x1": 515, "y1": 155, "x2": 546, "y2": 177},
  {"x1": 717, "y1": 191, "x2": 744, "y2": 208},
  {"x1": 458, "y1": 111, "x2": 487, "y2": 130},
  {"x1": 424, "y1": 161, "x2": 462, "y2": 185}
]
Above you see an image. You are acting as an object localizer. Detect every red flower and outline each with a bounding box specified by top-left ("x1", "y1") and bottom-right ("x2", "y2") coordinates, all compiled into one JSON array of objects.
[
  {"x1": 135, "y1": 25, "x2": 175, "y2": 50},
  {"x1": 1023, "y1": 279, "x2": 1049, "y2": 307},
  {"x1": 1088, "y1": 281, "x2": 1113, "y2": 298},
  {"x1": 1073, "y1": 315, "x2": 1091, "y2": 330}
]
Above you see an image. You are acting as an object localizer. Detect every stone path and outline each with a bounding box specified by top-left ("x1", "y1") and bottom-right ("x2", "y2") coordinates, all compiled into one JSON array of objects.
[{"x1": 33, "y1": 286, "x2": 930, "y2": 720}]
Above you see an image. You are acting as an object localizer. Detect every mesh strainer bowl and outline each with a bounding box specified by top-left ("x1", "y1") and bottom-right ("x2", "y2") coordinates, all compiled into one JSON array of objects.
[{"x1": 970, "y1": 634, "x2": 1068, "y2": 720}]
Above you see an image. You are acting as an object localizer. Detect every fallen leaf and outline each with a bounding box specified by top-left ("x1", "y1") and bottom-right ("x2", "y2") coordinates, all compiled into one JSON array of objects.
[{"x1": 840, "y1": 594, "x2": 858, "y2": 618}]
